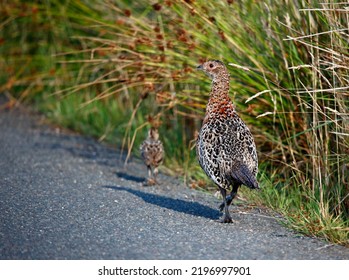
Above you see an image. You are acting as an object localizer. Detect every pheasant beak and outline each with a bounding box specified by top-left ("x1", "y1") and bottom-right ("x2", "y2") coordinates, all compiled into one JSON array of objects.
[{"x1": 196, "y1": 64, "x2": 203, "y2": 70}]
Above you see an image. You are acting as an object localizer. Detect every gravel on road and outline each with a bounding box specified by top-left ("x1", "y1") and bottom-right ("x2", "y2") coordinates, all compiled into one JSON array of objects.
[{"x1": 1, "y1": 102, "x2": 348, "y2": 260}]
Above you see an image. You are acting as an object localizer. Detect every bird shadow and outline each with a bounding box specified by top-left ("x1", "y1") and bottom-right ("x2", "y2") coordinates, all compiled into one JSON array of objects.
[
  {"x1": 115, "y1": 171, "x2": 145, "y2": 183},
  {"x1": 102, "y1": 185, "x2": 220, "y2": 220}
]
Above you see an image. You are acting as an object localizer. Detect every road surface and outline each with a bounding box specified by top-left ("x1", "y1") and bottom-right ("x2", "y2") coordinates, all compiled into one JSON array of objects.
[{"x1": 0, "y1": 101, "x2": 348, "y2": 259}]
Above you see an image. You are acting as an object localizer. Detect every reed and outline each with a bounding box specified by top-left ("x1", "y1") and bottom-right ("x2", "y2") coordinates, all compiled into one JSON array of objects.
[{"x1": 1, "y1": 0, "x2": 348, "y2": 245}]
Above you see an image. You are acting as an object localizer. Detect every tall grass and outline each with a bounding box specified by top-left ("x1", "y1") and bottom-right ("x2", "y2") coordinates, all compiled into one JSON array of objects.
[{"x1": 1, "y1": 0, "x2": 348, "y2": 245}]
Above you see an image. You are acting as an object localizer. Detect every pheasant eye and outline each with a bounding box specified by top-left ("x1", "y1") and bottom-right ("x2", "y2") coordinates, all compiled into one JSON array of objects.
[{"x1": 209, "y1": 63, "x2": 214, "y2": 68}]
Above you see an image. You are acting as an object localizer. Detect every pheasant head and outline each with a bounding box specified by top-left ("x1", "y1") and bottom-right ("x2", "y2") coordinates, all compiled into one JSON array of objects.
[{"x1": 196, "y1": 60, "x2": 230, "y2": 82}]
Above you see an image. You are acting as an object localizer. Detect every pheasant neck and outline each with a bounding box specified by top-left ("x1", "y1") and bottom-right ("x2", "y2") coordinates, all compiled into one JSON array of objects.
[
  {"x1": 204, "y1": 76, "x2": 234, "y2": 117},
  {"x1": 210, "y1": 77, "x2": 230, "y2": 99}
]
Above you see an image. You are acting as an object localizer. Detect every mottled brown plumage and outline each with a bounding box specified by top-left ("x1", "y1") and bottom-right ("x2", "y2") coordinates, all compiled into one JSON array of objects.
[
  {"x1": 140, "y1": 126, "x2": 164, "y2": 185},
  {"x1": 196, "y1": 60, "x2": 259, "y2": 223}
]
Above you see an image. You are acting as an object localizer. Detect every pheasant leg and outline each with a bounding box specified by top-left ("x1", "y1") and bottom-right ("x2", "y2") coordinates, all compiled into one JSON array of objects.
[{"x1": 219, "y1": 187, "x2": 233, "y2": 223}]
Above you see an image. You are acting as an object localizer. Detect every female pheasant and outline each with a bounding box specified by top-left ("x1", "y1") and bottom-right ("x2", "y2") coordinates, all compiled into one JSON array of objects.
[{"x1": 196, "y1": 60, "x2": 259, "y2": 223}]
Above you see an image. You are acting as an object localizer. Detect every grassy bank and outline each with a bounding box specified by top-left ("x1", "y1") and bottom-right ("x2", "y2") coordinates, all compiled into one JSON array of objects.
[{"x1": 1, "y1": 0, "x2": 348, "y2": 245}]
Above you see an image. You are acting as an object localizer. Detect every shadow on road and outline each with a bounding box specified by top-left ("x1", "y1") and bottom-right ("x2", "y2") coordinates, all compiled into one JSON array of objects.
[
  {"x1": 115, "y1": 172, "x2": 145, "y2": 183},
  {"x1": 33, "y1": 132, "x2": 130, "y2": 168},
  {"x1": 102, "y1": 185, "x2": 220, "y2": 220}
]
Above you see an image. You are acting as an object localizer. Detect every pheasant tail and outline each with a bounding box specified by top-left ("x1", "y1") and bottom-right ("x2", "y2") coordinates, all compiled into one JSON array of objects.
[{"x1": 228, "y1": 162, "x2": 259, "y2": 190}]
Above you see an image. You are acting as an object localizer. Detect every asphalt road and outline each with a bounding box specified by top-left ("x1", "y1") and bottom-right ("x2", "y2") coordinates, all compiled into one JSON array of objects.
[{"x1": 1, "y1": 102, "x2": 349, "y2": 260}]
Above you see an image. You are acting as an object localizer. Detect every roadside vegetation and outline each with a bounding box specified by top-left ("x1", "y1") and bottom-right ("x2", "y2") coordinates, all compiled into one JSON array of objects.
[{"x1": 1, "y1": 0, "x2": 348, "y2": 245}]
